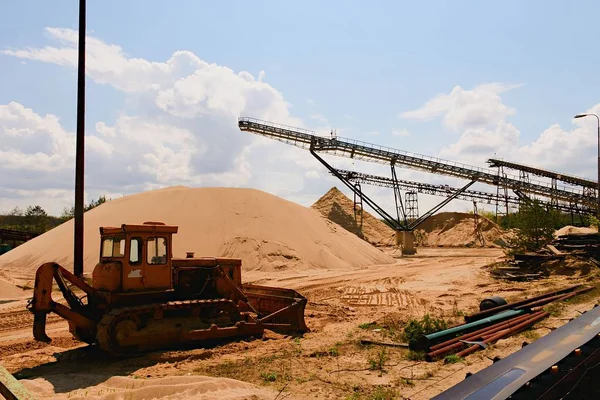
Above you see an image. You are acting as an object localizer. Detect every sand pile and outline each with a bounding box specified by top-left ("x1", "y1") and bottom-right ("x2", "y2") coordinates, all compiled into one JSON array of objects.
[
  {"x1": 22, "y1": 375, "x2": 282, "y2": 400},
  {"x1": 0, "y1": 276, "x2": 24, "y2": 300},
  {"x1": 414, "y1": 212, "x2": 511, "y2": 247},
  {"x1": 312, "y1": 187, "x2": 396, "y2": 246},
  {"x1": 0, "y1": 187, "x2": 394, "y2": 281},
  {"x1": 554, "y1": 225, "x2": 598, "y2": 237}
]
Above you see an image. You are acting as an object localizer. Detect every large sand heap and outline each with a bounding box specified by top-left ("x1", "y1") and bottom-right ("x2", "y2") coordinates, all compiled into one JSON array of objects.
[
  {"x1": 312, "y1": 187, "x2": 396, "y2": 246},
  {"x1": 0, "y1": 186, "x2": 395, "y2": 283},
  {"x1": 414, "y1": 212, "x2": 510, "y2": 247}
]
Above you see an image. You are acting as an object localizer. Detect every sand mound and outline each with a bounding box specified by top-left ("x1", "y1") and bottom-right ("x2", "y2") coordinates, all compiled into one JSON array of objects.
[
  {"x1": 414, "y1": 212, "x2": 510, "y2": 247},
  {"x1": 22, "y1": 375, "x2": 280, "y2": 400},
  {"x1": 0, "y1": 187, "x2": 394, "y2": 281},
  {"x1": 554, "y1": 225, "x2": 598, "y2": 237},
  {"x1": 0, "y1": 276, "x2": 24, "y2": 300},
  {"x1": 312, "y1": 187, "x2": 396, "y2": 246}
]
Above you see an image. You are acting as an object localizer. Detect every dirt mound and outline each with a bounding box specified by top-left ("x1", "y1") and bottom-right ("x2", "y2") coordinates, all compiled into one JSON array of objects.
[
  {"x1": 554, "y1": 225, "x2": 598, "y2": 237},
  {"x1": 22, "y1": 375, "x2": 280, "y2": 400},
  {"x1": 0, "y1": 187, "x2": 395, "y2": 281},
  {"x1": 415, "y1": 212, "x2": 511, "y2": 247},
  {"x1": 0, "y1": 275, "x2": 26, "y2": 300},
  {"x1": 311, "y1": 187, "x2": 396, "y2": 246}
]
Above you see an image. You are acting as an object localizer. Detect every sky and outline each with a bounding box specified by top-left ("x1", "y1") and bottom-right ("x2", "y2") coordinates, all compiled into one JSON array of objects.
[{"x1": 1, "y1": 0, "x2": 600, "y2": 218}]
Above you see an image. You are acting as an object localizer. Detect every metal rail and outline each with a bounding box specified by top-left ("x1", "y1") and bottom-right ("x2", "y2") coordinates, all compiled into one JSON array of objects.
[
  {"x1": 432, "y1": 304, "x2": 600, "y2": 400},
  {"x1": 488, "y1": 158, "x2": 597, "y2": 189},
  {"x1": 335, "y1": 169, "x2": 594, "y2": 215},
  {"x1": 0, "y1": 228, "x2": 39, "y2": 242},
  {"x1": 238, "y1": 118, "x2": 595, "y2": 207}
]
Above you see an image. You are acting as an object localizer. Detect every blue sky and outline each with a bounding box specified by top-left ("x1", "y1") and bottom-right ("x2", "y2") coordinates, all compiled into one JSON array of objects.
[{"x1": 1, "y1": 1, "x2": 599, "y2": 215}]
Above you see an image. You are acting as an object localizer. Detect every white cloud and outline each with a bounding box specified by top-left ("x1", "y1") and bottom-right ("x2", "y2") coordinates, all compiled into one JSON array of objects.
[
  {"x1": 310, "y1": 113, "x2": 328, "y2": 124},
  {"x1": 0, "y1": 28, "x2": 330, "y2": 215},
  {"x1": 400, "y1": 83, "x2": 522, "y2": 132},
  {"x1": 391, "y1": 128, "x2": 410, "y2": 137},
  {"x1": 365, "y1": 131, "x2": 380, "y2": 136}
]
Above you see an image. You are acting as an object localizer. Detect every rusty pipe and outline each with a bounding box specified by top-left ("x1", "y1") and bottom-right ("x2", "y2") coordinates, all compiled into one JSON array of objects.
[
  {"x1": 429, "y1": 311, "x2": 540, "y2": 352},
  {"x1": 427, "y1": 311, "x2": 545, "y2": 360},
  {"x1": 464, "y1": 285, "x2": 581, "y2": 322},
  {"x1": 428, "y1": 311, "x2": 542, "y2": 355},
  {"x1": 455, "y1": 311, "x2": 550, "y2": 358},
  {"x1": 514, "y1": 286, "x2": 593, "y2": 310}
]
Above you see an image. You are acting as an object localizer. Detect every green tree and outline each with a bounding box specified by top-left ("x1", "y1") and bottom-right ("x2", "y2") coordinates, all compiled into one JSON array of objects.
[
  {"x1": 509, "y1": 200, "x2": 559, "y2": 252},
  {"x1": 24, "y1": 205, "x2": 49, "y2": 232},
  {"x1": 60, "y1": 195, "x2": 110, "y2": 222}
]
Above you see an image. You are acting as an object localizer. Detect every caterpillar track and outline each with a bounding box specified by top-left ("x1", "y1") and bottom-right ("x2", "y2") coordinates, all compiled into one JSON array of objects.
[{"x1": 95, "y1": 299, "x2": 263, "y2": 356}]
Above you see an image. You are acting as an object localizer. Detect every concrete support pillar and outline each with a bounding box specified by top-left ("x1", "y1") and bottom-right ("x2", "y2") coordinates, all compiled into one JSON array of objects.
[{"x1": 401, "y1": 231, "x2": 416, "y2": 255}]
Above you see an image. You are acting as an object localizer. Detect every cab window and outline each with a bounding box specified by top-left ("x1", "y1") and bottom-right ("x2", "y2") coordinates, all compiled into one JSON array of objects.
[
  {"x1": 130, "y1": 237, "x2": 142, "y2": 264},
  {"x1": 101, "y1": 236, "x2": 126, "y2": 257},
  {"x1": 147, "y1": 237, "x2": 167, "y2": 265}
]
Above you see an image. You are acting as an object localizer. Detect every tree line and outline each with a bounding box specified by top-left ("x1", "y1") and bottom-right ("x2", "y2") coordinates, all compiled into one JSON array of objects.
[{"x1": 0, "y1": 196, "x2": 109, "y2": 234}]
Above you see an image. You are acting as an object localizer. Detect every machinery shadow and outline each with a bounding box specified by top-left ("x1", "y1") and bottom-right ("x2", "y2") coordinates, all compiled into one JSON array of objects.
[{"x1": 11, "y1": 335, "x2": 264, "y2": 394}]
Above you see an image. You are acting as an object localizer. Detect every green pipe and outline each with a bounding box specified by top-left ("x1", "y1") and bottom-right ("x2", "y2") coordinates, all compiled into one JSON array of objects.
[{"x1": 409, "y1": 309, "x2": 526, "y2": 351}]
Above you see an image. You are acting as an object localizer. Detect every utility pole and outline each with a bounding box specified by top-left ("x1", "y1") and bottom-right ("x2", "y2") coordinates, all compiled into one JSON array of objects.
[{"x1": 74, "y1": 0, "x2": 86, "y2": 277}]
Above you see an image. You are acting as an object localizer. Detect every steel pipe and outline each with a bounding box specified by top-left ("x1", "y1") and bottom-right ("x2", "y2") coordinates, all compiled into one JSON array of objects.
[
  {"x1": 455, "y1": 312, "x2": 550, "y2": 358},
  {"x1": 464, "y1": 285, "x2": 581, "y2": 322}
]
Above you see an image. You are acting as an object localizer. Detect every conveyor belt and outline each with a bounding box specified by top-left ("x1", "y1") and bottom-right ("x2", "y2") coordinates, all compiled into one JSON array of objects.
[
  {"x1": 335, "y1": 169, "x2": 593, "y2": 215},
  {"x1": 488, "y1": 158, "x2": 597, "y2": 189},
  {"x1": 238, "y1": 118, "x2": 595, "y2": 207}
]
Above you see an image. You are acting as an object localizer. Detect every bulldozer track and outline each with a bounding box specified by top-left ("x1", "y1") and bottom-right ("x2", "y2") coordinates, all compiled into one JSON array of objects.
[
  {"x1": 0, "y1": 309, "x2": 62, "y2": 333},
  {"x1": 96, "y1": 298, "x2": 240, "y2": 355}
]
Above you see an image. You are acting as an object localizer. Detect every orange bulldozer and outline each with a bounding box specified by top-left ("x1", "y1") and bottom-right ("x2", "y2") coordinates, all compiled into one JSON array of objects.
[{"x1": 27, "y1": 221, "x2": 308, "y2": 355}]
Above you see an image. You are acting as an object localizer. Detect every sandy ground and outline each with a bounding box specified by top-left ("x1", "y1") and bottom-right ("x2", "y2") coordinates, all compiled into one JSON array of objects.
[{"x1": 1, "y1": 247, "x2": 597, "y2": 399}]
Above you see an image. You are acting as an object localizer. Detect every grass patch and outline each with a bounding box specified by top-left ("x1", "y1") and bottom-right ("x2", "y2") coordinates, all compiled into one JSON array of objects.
[
  {"x1": 368, "y1": 348, "x2": 388, "y2": 375},
  {"x1": 260, "y1": 372, "x2": 278, "y2": 382},
  {"x1": 406, "y1": 350, "x2": 426, "y2": 361},
  {"x1": 359, "y1": 322, "x2": 382, "y2": 330},
  {"x1": 522, "y1": 329, "x2": 540, "y2": 341},
  {"x1": 402, "y1": 314, "x2": 448, "y2": 344},
  {"x1": 444, "y1": 354, "x2": 464, "y2": 364}
]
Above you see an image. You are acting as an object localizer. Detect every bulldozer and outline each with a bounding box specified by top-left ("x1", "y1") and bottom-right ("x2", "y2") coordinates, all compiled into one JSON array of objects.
[{"x1": 27, "y1": 221, "x2": 308, "y2": 355}]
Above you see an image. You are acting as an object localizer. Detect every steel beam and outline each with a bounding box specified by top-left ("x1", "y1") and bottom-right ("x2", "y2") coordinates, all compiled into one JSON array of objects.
[{"x1": 238, "y1": 118, "x2": 595, "y2": 207}]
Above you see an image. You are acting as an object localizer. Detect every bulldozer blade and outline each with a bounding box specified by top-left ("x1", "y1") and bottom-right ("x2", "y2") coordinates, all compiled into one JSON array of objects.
[
  {"x1": 32, "y1": 312, "x2": 51, "y2": 343},
  {"x1": 242, "y1": 284, "x2": 309, "y2": 333}
]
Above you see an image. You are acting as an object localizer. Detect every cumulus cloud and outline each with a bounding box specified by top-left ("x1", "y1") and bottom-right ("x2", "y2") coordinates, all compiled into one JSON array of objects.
[
  {"x1": 0, "y1": 27, "x2": 321, "y2": 214},
  {"x1": 400, "y1": 83, "x2": 522, "y2": 132},
  {"x1": 403, "y1": 83, "x2": 599, "y2": 182}
]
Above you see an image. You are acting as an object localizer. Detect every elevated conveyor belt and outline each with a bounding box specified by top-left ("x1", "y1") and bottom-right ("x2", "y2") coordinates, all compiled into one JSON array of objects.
[
  {"x1": 238, "y1": 118, "x2": 595, "y2": 207},
  {"x1": 488, "y1": 158, "x2": 597, "y2": 189},
  {"x1": 335, "y1": 169, "x2": 592, "y2": 215}
]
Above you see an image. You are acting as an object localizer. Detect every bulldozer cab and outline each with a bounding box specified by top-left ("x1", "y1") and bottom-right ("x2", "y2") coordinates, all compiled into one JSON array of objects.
[{"x1": 93, "y1": 222, "x2": 178, "y2": 292}]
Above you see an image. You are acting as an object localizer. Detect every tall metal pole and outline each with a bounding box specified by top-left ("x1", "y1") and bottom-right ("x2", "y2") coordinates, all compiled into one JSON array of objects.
[
  {"x1": 74, "y1": 0, "x2": 86, "y2": 277},
  {"x1": 574, "y1": 113, "x2": 600, "y2": 220}
]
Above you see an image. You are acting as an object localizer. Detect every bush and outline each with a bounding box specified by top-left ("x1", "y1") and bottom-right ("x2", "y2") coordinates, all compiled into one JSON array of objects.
[{"x1": 402, "y1": 314, "x2": 448, "y2": 343}]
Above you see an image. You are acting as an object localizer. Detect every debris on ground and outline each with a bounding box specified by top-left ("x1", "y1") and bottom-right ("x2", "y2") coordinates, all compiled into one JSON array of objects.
[{"x1": 413, "y1": 285, "x2": 594, "y2": 361}]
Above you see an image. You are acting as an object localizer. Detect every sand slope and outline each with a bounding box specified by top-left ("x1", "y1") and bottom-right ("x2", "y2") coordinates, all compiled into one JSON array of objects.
[
  {"x1": 414, "y1": 212, "x2": 510, "y2": 247},
  {"x1": 312, "y1": 187, "x2": 396, "y2": 246},
  {"x1": 0, "y1": 187, "x2": 395, "y2": 281},
  {"x1": 554, "y1": 225, "x2": 598, "y2": 237}
]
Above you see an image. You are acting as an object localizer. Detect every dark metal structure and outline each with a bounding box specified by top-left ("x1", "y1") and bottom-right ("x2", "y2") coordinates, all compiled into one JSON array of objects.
[
  {"x1": 0, "y1": 228, "x2": 39, "y2": 243},
  {"x1": 488, "y1": 158, "x2": 597, "y2": 189},
  {"x1": 334, "y1": 169, "x2": 593, "y2": 216},
  {"x1": 74, "y1": 0, "x2": 86, "y2": 277},
  {"x1": 238, "y1": 118, "x2": 595, "y2": 208},
  {"x1": 432, "y1": 304, "x2": 600, "y2": 400}
]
